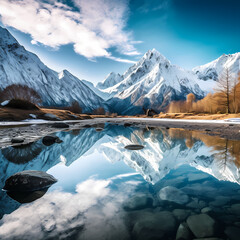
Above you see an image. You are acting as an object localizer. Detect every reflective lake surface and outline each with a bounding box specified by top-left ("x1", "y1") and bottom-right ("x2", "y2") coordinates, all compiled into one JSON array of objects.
[{"x1": 1, "y1": 123, "x2": 240, "y2": 240}]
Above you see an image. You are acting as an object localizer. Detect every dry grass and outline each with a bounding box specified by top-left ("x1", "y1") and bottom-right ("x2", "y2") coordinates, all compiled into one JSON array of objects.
[
  {"x1": 153, "y1": 113, "x2": 240, "y2": 120},
  {"x1": 0, "y1": 107, "x2": 98, "y2": 121}
]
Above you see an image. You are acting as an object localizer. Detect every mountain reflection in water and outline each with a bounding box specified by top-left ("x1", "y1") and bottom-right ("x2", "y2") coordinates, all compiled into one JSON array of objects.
[{"x1": 0, "y1": 124, "x2": 240, "y2": 240}]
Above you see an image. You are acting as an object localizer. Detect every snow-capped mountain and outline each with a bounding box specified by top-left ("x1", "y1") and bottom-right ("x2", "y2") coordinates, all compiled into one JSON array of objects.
[
  {"x1": 97, "y1": 72, "x2": 123, "y2": 90},
  {"x1": 100, "y1": 49, "x2": 206, "y2": 114},
  {"x1": 96, "y1": 49, "x2": 240, "y2": 115},
  {"x1": 193, "y1": 52, "x2": 240, "y2": 81},
  {"x1": 0, "y1": 26, "x2": 106, "y2": 112}
]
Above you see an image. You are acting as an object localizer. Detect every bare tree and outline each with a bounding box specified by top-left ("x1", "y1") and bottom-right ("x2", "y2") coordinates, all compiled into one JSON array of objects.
[
  {"x1": 93, "y1": 107, "x2": 105, "y2": 115},
  {"x1": 69, "y1": 101, "x2": 82, "y2": 114},
  {"x1": 0, "y1": 84, "x2": 42, "y2": 105}
]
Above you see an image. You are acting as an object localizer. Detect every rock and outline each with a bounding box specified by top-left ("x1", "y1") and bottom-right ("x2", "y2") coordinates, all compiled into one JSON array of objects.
[
  {"x1": 201, "y1": 207, "x2": 212, "y2": 214},
  {"x1": 124, "y1": 195, "x2": 153, "y2": 211},
  {"x1": 159, "y1": 186, "x2": 189, "y2": 205},
  {"x1": 7, "y1": 188, "x2": 48, "y2": 203},
  {"x1": 176, "y1": 223, "x2": 192, "y2": 240},
  {"x1": 219, "y1": 214, "x2": 236, "y2": 224},
  {"x1": 132, "y1": 211, "x2": 177, "y2": 240},
  {"x1": 11, "y1": 137, "x2": 24, "y2": 144},
  {"x1": 224, "y1": 226, "x2": 240, "y2": 240},
  {"x1": 173, "y1": 209, "x2": 191, "y2": 221},
  {"x1": 42, "y1": 135, "x2": 63, "y2": 146},
  {"x1": 3, "y1": 170, "x2": 57, "y2": 192},
  {"x1": 51, "y1": 122, "x2": 69, "y2": 128},
  {"x1": 187, "y1": 214, "x2": 217, "y2": 238},
  {"x1": 186, "y1": 198, "x2": 207, "y2": 209},
  {"x1": 231, "y1": 203, "x2": 240, "y2": 215},
  {"x1": 124, "y1": 123, "x2": 132, "y2": 127},
  {"x1": 188, "y1": 173, "x2": 209, "y2": 182},
  {"x1": 124, "y1": 144, "x2": 144, "y2": 150},
  {"x1": 210, "y1": 196, "x2": 230, "y2": 207}
]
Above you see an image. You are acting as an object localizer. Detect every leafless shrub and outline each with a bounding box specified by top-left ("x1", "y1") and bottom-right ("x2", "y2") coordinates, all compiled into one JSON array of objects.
[{"x1": 0, "y1": 84, "x2": 42, "y2": 105}]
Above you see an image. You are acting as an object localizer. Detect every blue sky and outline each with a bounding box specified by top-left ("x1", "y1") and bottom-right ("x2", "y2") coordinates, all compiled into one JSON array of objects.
[{"x1": 0, "y1": 0, "x2": 239, "y2": 84}]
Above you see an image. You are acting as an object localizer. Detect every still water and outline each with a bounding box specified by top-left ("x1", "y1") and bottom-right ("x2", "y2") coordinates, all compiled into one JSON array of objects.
[{"x1": 0, "y1": 123, "x2": 240, "y2": 240}]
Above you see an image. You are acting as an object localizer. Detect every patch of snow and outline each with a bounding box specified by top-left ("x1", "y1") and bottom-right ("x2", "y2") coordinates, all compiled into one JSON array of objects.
[
  {"x1": 1, "y1": 100, "x2": 9, "y2": 106},
  {"x1": 29, "y1": 114, "x2": 37, "y2": 119},
  {"x1": 44, "y1": 113, "x2": 60, "y2": 120}
]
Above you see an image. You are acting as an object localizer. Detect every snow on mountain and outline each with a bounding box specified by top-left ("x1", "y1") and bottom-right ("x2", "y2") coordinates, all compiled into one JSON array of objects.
[
  {"x1": 82, "y1": 79, "x2": 112, "y2": 101},
  {"x1": 103, "y1": 49, "x2": 205, "y2": 114},
  {"x1": 97, "y1": 72, "x2": 123, "y2": 90},
  {"x1": 193, "y1": 52, "x2": 240, "y2": 81},
  {"x1": 0, "y1": 26, "x2": 106, "y2": 112}
]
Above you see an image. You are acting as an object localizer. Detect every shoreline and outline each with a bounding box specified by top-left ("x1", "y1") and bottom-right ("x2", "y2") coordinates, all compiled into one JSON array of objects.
[{"x1": 0, "y1": 118, "x2": 240, "y2": 147}]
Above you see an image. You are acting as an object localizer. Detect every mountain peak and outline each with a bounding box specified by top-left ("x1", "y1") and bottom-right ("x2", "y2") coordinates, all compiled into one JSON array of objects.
[
  {"x1": 0, "y1": 26, "x2": 19, "y2": 47},
  {"x1": 97, "y1": 72, "x2": 123, "y2": 90},
  {"x1": 59, "y1": 69, "x2": 74, "y2": 79}
]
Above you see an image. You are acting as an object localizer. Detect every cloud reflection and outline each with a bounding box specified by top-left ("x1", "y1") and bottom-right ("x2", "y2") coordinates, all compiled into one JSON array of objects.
[{"x1": 0, "y1": 174, "x2": 141, "y2": 240}]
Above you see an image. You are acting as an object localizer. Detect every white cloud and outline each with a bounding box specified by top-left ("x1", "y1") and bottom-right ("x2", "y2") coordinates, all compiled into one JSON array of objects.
[{"x1": 0, "y1": 0, "x2": 141, "y2": 62}]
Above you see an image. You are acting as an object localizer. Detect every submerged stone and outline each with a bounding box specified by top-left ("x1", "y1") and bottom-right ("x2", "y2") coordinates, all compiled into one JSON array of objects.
[
  {"x1": 224, "y1": 226, "x2": 240, "y2": 240},
  {"x1": 3, "y1": 170, "x2": 57, "y2": 192},
  {"x1": 176, "y1": 222, "x2": 192, "y2": 240},
  {"x1": 159, "y1": 186, "x2": 189, "y2": 204},
  {"x1": 42, "y1": 135, "x2": 63, "y2": 146},
  {"x1": 125, "y1": 144, "x2": 144, "y2": 150},
  {"x1": 132, "y1": 211, "x2": 177, "y2": 240},
  {"x1": 124, "y1": 195, "x2": 153, "y2": 211},
  {"x1": 187, "y1": 214, "x2": 217, "y2": 238},
  {"x1": 173, "y1": 209, "x2": 191, "y2": 221}
]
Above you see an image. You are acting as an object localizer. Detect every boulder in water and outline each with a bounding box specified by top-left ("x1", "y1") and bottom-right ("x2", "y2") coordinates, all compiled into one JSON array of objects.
[
  {"x1": 186, "y1": 214, "x2": 217, "y2": 238},
  {"x1": 42, "y1": 135, "x2": 62, "y2": 146},
  {"x1": 159, "y1": 186, "x2": 189, "y2": 204},
  {"x1": 3, "y1": 170, "x2": 57, "y2": 192}
]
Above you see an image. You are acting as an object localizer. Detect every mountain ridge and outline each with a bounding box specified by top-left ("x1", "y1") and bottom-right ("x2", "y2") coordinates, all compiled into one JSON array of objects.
[{"x1": 0, "y1": 26, "x2": 106, "y2": 113}]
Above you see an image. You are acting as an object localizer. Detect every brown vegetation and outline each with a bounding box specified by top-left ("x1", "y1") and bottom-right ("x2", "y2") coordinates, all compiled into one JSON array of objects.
[
  {"x1": 168, "y1": 70, "x2": 240, "y2": 114},
  {"x1": 93, "y1": 107, "x2": 105, "y2": 115},
  {"x1": 0, "y1": 84, "x2": 42, "y2": 105},
  {"x1": 68, "y1": 101, "x2": 83, "y2": 114}
]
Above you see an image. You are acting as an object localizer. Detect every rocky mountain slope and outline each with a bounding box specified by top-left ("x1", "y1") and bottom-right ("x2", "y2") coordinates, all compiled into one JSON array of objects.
[{"x1": 0, "y1": 27, "x2": 106, "y2": 112}]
